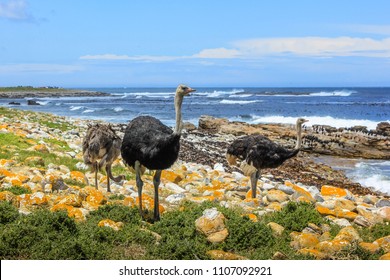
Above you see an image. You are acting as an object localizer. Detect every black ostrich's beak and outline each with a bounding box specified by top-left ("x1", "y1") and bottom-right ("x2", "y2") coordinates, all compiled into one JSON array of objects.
[{"x1": 185, "y1": 88, "x2": 196, "y2": 96}]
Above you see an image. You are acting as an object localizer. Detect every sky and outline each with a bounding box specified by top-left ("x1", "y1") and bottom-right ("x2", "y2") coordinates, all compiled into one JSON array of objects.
[{"x1": 0, "y1": 0, "x2": 390, "y2": 87}]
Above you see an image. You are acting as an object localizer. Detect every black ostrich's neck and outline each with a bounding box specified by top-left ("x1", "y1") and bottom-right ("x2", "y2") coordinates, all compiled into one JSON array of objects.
[
  {"x1": 174, "y1": 94, "x2": 184, "y2": 135},
  {"x1": 295, "y1": 123, "x2": 303, "y2": 150}
]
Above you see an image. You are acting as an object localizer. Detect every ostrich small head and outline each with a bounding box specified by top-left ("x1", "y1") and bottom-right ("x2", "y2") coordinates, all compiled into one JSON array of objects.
[
  {"x1": 176, "y1": 84, "x2": 196, "y2": 97},
  {"x1": 296, "y1": 118, "x2": 308, "y2": 128}
]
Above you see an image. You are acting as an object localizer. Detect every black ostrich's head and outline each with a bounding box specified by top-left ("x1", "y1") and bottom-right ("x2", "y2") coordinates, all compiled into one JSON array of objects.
[
  {"x1": 176, "y1": 84, "x2": 196, "y2": 97},
  {"x1": 296, "y1": 118, "x2": 308, "y2": 126}
]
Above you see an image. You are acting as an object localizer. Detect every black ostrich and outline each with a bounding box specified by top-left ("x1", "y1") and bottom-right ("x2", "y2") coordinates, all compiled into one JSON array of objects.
[
  {"x1": 121, "y1": 84, "x2": 196, "y2": 221},
  {"x1": 82, "y1": 123, "x2": 124, "y2": 192},
  {"x1": 226, "y1": 118, "x2": 308, "y2": 198}
]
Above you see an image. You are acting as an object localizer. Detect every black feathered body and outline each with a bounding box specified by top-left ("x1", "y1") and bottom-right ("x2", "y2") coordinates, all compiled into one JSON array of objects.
[
  {"x1": 121, "y1": 116, "x2": 181, "y2": 170},
  {"x1": 227, "y1": 134, "x2": 298, "y2": 169}
]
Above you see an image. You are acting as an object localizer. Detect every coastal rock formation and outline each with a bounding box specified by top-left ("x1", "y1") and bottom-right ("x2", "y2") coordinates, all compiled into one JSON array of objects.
[{"x1": 0, "y1": 88, "x2": 108, "y2": 98}]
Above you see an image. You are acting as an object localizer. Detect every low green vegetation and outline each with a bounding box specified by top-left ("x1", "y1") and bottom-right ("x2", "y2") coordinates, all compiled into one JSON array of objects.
[
  {"x1": 2, "y1": 200, "x2": 387, "y2": 260},
  {"x1": 6, "y1": 186, "x2": 32, "y2": 196}
]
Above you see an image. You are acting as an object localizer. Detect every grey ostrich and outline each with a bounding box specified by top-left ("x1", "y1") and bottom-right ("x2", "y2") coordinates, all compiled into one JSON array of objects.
[
  {"x1": 121, "y1": 84, "x2": 195, "y2": 221},
  {"x1": 82, "y1": 123, "x2": 124, "y2": 192},
  {"x1": 226, "y1": 118, "x2": 308, "y2": 198}
]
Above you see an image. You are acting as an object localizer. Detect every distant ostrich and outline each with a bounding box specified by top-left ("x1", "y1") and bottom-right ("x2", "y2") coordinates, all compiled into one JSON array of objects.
[
  {"x1": 121, "y1": 84, "x2": 195, "y2": 221},
  {"x1": 226, "y1": 118, "x2": 308, "y2": 198},
  {"x1": 82, "y1": 123, "x2": 124, "y2": 192}
]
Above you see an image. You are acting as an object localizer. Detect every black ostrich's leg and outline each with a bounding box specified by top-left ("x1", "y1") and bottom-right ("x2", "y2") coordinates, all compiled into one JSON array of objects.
[
  {"x1": 153, "y1": 170, "x2": 162, "y2": 221},
  {"x1": 250, "y1": 170, "x2": 260, "y2": 198},
  {"x1": 135, "y1": 161, "x2": 144, "y2": 219},
  {"x1": 105, "y1": 165, "x2": 111, "y2": 193}
]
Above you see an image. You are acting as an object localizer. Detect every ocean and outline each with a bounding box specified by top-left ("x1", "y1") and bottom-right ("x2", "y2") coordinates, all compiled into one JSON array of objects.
[{"x1": 2, "y1": 87, "x2": 390, "y2": 194}]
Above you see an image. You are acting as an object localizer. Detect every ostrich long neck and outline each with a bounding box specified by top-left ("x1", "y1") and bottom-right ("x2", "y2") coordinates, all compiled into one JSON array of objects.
[
  {"x1": 174, "y1": 94, "x2": 184, "y2": 135},
  {"x1": 295, "y1": 123, "x2": 303, "y2": 150}
]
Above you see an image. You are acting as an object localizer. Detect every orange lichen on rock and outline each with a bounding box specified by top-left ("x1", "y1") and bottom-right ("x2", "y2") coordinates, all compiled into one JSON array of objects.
[
  {"x1": 373, "y1": 235, "x2": 390, "y2": 253},
  {"x1": 32, "y1": 144, "x2": 49, "y2": 153},
  {"x1": 245, "y1": 189, "x2": 261, "y2": 199},
  {"x1": 123, "y1": 196, "x2": 136, "y2": 207},
  {"x1": 54, "y1": 194, "x2": 83, "y2": 207},
  {"x1": 161, "y1": 170, "x2": 183, "y2": 184},
  {"x1": 17, "y1": 192, "x2": 48, "y2": 208},
  {"x1": 321, "y1": 185, "x2": 348, "y2": 197},
  {"x1": 70, "y1": 171, "x2": 88, "y2": 184},
  {"x1": 316, "y1": 204, "x2": 335, "y2": 216},
  {"x1": 50, "y1": 204, "x2": 87, "y2": 221},
  {"x1": 0, "y1": 191, "x2": 16, "y2": 202},
  {"x1": 290, "y1": 183, "x2": 315, "y2": 202},
  {"x1": 298, "y1": 248, "x2": 329, "y2": 260},
  {"x1": 290, "y1": 232, "x2": 320, "y2": 249},
  {"x1": 359, "y1": 242, "x2": 381, "y2": 254},
  {"x1": 315, "y1": 240, "x2": 351, "y2": 254},
  {"x1": 207, "y1": 250, "x2": 248, "y2": 260},
  {"x1": 98, "y1": 219, "x2": 124, "y2": 231}
]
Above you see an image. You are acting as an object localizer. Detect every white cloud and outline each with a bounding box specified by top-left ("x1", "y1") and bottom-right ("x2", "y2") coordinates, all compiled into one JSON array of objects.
[
  {"x1": 192, "y1": 37, "x2": 390, "y2": 59},
  {"x1": 233, "y1": 37, "x2": 390, "y2": 57},
  {"x1": 193, "y1": 48, "x2": 240, "y2": 59},
  {"x1": 79, "y1": 37, "x2": 390, "y2": 64},
  {"x1": 0, "y1": 63, "x2": 83, "y2": 73},
  {"x1": 0, "y1": 0, "x2": 33, "y2": 20}
]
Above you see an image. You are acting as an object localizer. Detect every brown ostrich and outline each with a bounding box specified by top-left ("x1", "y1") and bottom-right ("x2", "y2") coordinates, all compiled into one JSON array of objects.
[{"x1": 82, "y1": 123, "x2": 124, "y2": 192}]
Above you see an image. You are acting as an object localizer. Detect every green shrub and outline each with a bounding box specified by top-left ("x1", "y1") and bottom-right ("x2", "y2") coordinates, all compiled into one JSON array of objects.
[
  {"x1": 0, "y1": 210, "x2": 78, "y2": 259},
  {"x1": 149, "y1": 201, "x2": 212, "y2": 259},
  {"x1": 263, "y1": 202, "x2": 325, "y2": 232},
  {"x1": 0, "y1": 201, "x2": 19, "y2": 224},
  {"x1": 223, "y1": 212, "x2": 275, "y2": 251},
  {"x1": 87, "y1": 204, "x2": 141, "y2": 225},
  {"x1": 357, "y1": 222, "x2": 390, "y2": 242},
  {"x1": 6, "y1": 186, "x2": 32, "y2": 195}
]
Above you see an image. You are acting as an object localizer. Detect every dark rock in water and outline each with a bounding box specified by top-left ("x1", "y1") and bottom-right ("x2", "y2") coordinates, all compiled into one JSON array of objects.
[
  {"x1": 27, "y1": 100, "x2": 40, "y2": 105},
  {"x1": 8, "y1": 102, "x2": 21, "y2": 105}
]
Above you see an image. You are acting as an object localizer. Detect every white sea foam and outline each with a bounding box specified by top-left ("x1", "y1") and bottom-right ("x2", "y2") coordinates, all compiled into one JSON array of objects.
[
  {"x1": 248, "y1": 115, "x2": 387, "y2": 130},
  {"x1": 220, "y1": 100, "x2": 258, "y2": 104},
  {"x1": 82, "y1": 109, "x2": 95, "y2": 114},
  {"x1": 114, "y1": 107, "x2": 123, "y2": 112},
  {"x1": 350, "y1": 162, "x2": 390, "y2": 194},
  {"x1": 69, "y1": 106, "x2": 84, "y2": 111},
  {"x1": 309, "y1": 90, "x2": 356, "y2": 97},
  {"x1": 194, "y1": 89, "x2": 244, "y2": 98},
  {"x1": 36, "y1": 101, "x2": 49, "y2": 105},
  {"x1": 228, "y1": 94, "x2": 253, "y2": 98},
  {"x1": 116, "y1": 92, "x2": 174, "y2": 99}
]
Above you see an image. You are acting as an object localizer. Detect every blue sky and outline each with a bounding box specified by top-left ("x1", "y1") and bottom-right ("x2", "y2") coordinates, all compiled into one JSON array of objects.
[{"x1": 1, "y1": 0, "x2": 390, "y2": 87}]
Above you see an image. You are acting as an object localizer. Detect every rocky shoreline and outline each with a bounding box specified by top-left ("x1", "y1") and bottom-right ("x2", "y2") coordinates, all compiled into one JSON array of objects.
[
  {"x1": 0, "y1": 88, "x2": 108, "y2": 99},
  {"x1": 1, "y1": 107, "x2": 390, "y2": 260}
]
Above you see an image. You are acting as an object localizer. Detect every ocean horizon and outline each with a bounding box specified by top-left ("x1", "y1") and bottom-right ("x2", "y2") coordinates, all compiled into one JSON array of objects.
[{"x1": 1, "y1": 86, "x2": 389, "y2": 194}]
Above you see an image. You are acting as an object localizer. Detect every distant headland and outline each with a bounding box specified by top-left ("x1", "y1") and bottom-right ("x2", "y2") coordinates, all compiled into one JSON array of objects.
[{"x1": 0, "y1": 86, "x2": 108, "y2": 98}]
